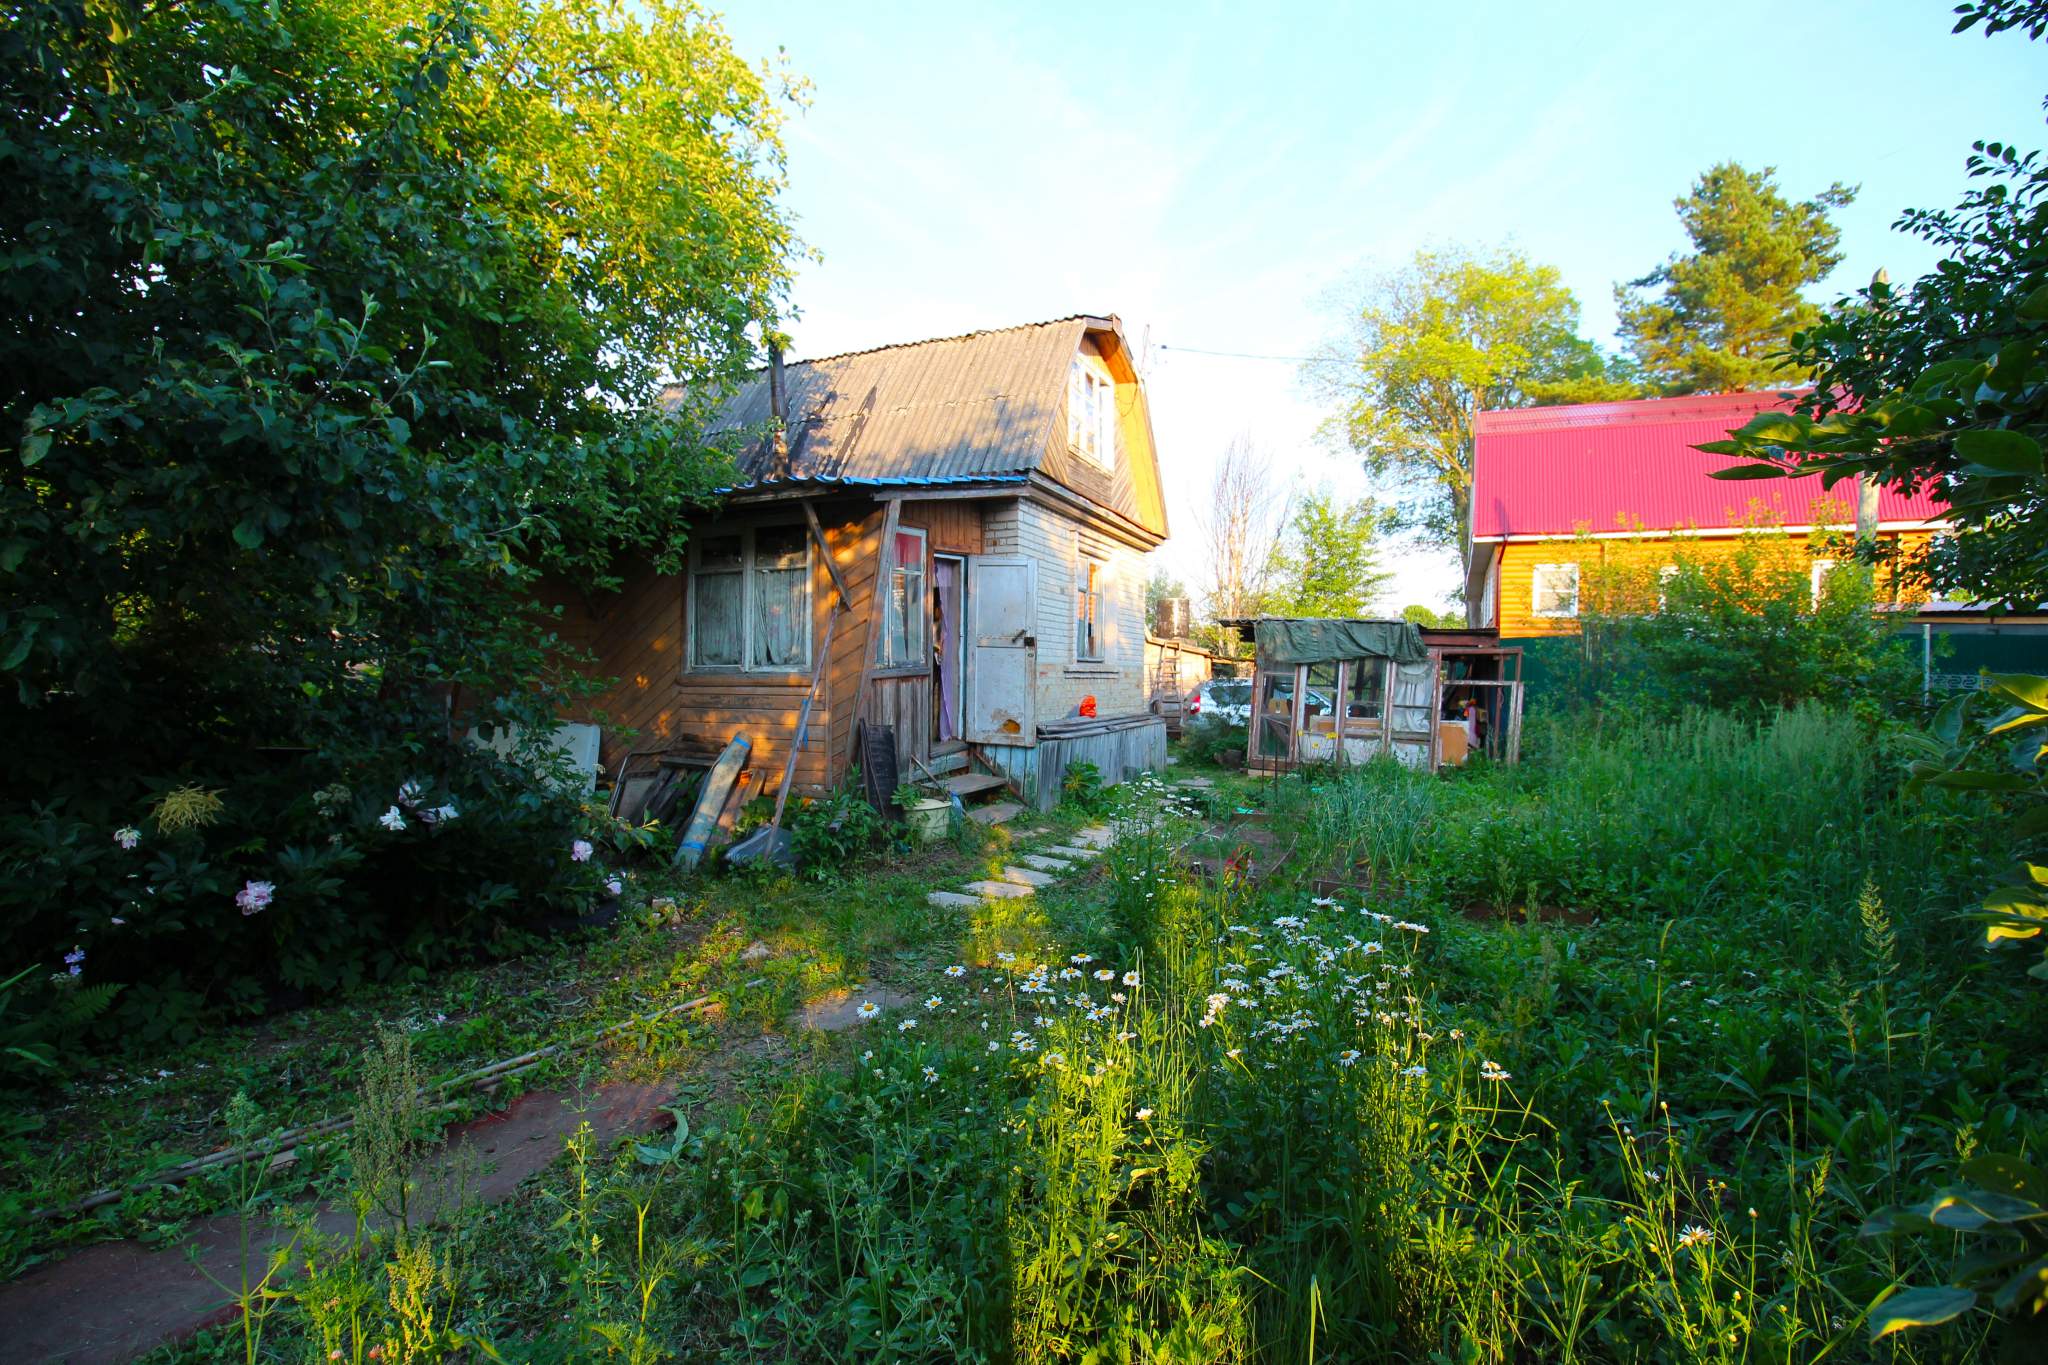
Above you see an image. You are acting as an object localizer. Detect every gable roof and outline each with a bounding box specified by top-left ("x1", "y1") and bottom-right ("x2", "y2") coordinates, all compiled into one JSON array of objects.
[
  {"x1": 1470, "y1": 391, "x2": 1949, "y2": 540},
  {"x1": 668, "y1": 314, "x2": 1168, "y2": 538}
]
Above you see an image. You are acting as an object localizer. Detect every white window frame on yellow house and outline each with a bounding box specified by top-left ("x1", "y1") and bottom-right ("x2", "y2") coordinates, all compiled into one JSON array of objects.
[
  {"x1": 1530, "y1": 563, "x2": 1580, "y2": 619},
  {"x1": 1810, "y1": 558, "x2": 1837, "y2": 607},
  {"x1": 1656, "y1": 564, "x2": 1679, "y2": 611},
  {"x1": 1067, "y1": 356, "x2": 1116, "y2": 470}
]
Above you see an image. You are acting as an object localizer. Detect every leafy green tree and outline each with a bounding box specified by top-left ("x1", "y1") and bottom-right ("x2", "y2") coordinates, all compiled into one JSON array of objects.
[
  {"x1": 1314, "y1": 246, "x2": 1644, "y2": 575},
  {"x1": 1702, "y1": 144, "x2": 2044, "y2": 607},
  {"x1": 0, "y1": 0, "x2": 798, "y2": 1019},
  {"x1": 1, "y1": 0, "x2": 797, "y2": 756},
  {"x1": 1618, "y1": 163, "x2": 1856, "y2": 394},
  {"x1": 1400, "y1": 603, "x2": 1462, "y2": 628},
  {"x1": 1265, "y1": 493, "x2": 1396, "y2": 618}
]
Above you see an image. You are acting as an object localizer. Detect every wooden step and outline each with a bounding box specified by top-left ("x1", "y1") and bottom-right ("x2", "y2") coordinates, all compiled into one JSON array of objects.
[{"x1": 938, "y1": 772, "x2": 1009, "y2": 798}]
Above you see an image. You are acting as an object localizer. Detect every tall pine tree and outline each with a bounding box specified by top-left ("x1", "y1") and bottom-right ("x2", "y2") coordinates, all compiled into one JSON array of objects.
[{"x1": 1618, "y1": 163, "x2": 1855, "y2": 394}]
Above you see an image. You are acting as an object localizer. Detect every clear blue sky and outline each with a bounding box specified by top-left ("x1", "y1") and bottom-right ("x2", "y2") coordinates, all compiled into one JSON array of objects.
[{"x1": 715, "y1": 0, "x2": 2047, "y2": 609}]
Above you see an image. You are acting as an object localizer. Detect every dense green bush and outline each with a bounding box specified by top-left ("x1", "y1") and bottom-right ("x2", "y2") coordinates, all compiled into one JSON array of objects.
[
  {"x1": 1573, "y1": 530, "x2": 1920, "y2": 719},
  {"x1": 0, "y1": 734, "x2": 610, "y2": 1055},
  {"x1": 1178, "y1": 714, "x2": 1248, "y2": 767}
]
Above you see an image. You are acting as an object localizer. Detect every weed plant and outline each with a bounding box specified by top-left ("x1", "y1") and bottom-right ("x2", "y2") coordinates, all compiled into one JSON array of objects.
[{"x1": 132, "y1": 711, "x2": 2046, "y2": 1360}]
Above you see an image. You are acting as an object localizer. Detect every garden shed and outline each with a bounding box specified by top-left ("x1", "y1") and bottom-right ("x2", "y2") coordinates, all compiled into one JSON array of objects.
[{"x1": 1240, "y1": 618, "x2": 1525, "y2": 772}]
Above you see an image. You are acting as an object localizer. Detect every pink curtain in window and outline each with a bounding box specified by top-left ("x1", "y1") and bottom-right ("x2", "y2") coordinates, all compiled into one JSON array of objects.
[{"x1": 933, "y1": 556, "x2": 960, "y2": 741}]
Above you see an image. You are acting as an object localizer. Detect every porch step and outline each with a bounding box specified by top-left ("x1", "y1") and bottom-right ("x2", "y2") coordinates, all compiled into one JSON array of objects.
[
  {"x1": 939, "y1": 772, "x2": 1009, "y2": 799},
  {"x1": 967, "y1": 800, "x2": 1023, "y2": 827}
]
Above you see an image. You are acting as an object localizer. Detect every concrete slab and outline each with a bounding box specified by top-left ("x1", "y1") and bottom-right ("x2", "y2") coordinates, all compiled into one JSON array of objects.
[
  {"x1": 925, "y1": 890, "x2": 983, "y2": 910},
  {"x1": 961, "y1": 879, "x2": 1035, "y2": 900},
  {"x1": 967, "y1": 800, "x2": 1023, "y2": 826},
  {"x1": 994, "y1": 865, "x2": 1056, "y2": 888},
  {"x1": 1018, "y1": 854, "x2": 1073, "y2": 873},
  {"x1": 1043, "y1": 845, "x2": 1101, "y2": 861},
  {"x1": 1072, "y1": 825, "x2": 1116, "y2": 848},
  {"x1": 799, "y1": 985, "x2": 915, "y2": 1031},
  {"x1": 1174, "y1": 777, "x2": 1215, "y2": 789}
]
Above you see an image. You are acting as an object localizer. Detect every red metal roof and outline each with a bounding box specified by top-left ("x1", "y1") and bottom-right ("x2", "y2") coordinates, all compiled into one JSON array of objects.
[{"x1": 1470, "y1": 391, "x2": 1949, "y2": 540}]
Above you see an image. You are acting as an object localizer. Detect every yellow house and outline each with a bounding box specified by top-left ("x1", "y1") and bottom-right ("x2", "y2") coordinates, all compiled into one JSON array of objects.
[{"x1": 1467, "y1": 392, "x2": 1953, "y2": 638}]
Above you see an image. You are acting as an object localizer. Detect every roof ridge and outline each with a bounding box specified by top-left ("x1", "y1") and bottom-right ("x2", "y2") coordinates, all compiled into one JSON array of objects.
[
  {"x1": 1475, "y1": 388, "x2": 1808, "y2": 434},
  {"x1": 771, "y1": 313, "x2": 1108, "y2": 368}
]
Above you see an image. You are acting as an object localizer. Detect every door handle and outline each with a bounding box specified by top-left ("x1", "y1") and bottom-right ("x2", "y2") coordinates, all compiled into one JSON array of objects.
[{"x1": 1011, "y1": 629, "x2": 1035, "y2": 647}]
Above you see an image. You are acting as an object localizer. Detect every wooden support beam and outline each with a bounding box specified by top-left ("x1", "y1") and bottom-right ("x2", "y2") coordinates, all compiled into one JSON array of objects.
[
  {"x1": 803, "y1": 498, "x2": 852, "y2": 613},
  {"x1": 843, "y1": 496, "x2": 903, "y2": 783}
]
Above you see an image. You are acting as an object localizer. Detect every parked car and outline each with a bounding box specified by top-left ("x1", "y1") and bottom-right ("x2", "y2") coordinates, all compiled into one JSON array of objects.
[{"x1": 1183, "y1": 678, "x2": 1253, "y2": 725}]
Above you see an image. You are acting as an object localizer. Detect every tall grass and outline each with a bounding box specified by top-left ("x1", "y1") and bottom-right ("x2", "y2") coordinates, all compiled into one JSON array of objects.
[{"x1": 170, "y1": 713, "x2": 2033, "y2": 1362}]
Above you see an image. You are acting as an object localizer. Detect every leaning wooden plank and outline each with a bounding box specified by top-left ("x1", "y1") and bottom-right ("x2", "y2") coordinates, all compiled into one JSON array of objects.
[
  {"x1": 773, "y1": 609, "x2": 839, "y2": 828},
  {"x1": 675, "y1": 732, "x2": 751, "y2": 867},
  {"x1": 843, "y1": 497, "x2": 902, "y2": 780},
  {"x1": 803, "y1": 498, "x2": 853, "y2": 612}
]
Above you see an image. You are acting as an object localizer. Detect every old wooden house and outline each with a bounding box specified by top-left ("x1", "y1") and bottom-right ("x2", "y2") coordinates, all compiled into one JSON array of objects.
[{"x1": 548, "y1": 314, "x2": 1172, "y2": 810}]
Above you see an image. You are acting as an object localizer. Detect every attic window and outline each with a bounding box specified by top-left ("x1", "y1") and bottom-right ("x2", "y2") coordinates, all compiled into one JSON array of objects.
[{"x1": 1067, "y1": 357, "x2": 1116, "y2": 469}]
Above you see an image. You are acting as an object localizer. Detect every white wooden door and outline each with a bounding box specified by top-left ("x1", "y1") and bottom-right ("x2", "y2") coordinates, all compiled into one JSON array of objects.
[{"x1": 965, "y1": 556, "x2": 1036, "y2": 744}]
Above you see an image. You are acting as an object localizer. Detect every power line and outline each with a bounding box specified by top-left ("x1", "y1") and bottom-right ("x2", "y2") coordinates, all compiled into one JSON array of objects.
[{"x1": 1157, "y1": 343, "x2": 1322, "y2": 363}]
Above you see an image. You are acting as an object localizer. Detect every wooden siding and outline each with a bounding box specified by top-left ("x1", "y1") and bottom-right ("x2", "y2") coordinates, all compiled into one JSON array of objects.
[
  {"x1": 1493, "y1": 529, "x2": 1938, "y2": 636},
  {"x1": 551, "y1": 497, "x2": 996, "y2": 798},
  {"x1": 984, "y1": 498, "x2": 1150, "y2": 722},
  {"x1": 1034, "y1": 331, "x2": 1169, "y2": 540}
]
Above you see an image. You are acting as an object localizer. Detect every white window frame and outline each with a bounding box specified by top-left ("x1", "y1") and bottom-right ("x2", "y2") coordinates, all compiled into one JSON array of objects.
[
  {"x1": 685, "y1": 524, "x2": 813, "y2": 675},
  {"x1": 1067, "y1": 357, "x2": 1116, "y2": 470},
  {"x1": 1530, "y1": 563, "x2": 1580, "y2": 619},
  {"x1": 1074, "y1": 556, "x2": 1106, "y2": 662},
  {"x1": 1810, "y1": 559, "x2": 1836, "y2": 607},
  {"x1": 878, "y1": 526, "x2": 929, "y2": 671},
  {"x1": 1655, "y1": 564, "x2": 1679, "y2": 611}
]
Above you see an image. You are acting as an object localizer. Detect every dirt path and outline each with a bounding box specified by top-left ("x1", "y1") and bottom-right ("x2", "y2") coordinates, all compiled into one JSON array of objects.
[{"x1": 0, "y1": 1082, "x2": 675, "y2": 1365}]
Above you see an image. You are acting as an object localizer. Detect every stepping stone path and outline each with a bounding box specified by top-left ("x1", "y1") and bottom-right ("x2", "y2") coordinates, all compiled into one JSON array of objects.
[
  {"x1": 925, "y1": 826, "x2": 1117, "y2": 912},
  {"x1": 800, "y1": 984, "x2": 915, "y2": 1031}
]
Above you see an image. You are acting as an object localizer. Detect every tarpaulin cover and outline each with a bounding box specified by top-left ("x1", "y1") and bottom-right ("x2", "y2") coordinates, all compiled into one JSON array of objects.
[{"x1": 1254, "y1": 618, "x2": 1429, "y2": 669}]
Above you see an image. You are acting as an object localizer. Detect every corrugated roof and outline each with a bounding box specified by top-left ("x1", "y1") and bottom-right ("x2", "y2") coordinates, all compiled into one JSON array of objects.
[
  {"x1": 1470, "y1": 391, "x2": 1950, "y2": 539},
  {"x1": 688, "y1": 316, "x2": 1092, "y2": 486}
]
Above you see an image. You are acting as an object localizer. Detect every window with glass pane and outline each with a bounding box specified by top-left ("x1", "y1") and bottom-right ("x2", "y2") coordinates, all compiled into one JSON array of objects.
[
  {"x1": 1530, "y1": 563, "x2": 1580, "y2": 618},
  {"x1": 749, "y1": 525, "x2": 810, "y2": 670},
  {"x1": 689, "y1": 535, "x2": 744, "y2": 668},
  {"x1": 1343, "y1": 658, "x2": 1385, "y2": 721},
  {"x1": 1256, "y1": 669, "x2": 1295, "y2": 758},
  {"x1": 1074, "y1": 559, "x2": 1104, "y2": 661},
  {"x1": 881, "y1": 528, "x2": 927, "y2": 668},
  {"x1": 1068, "y1": 359, "x2": 1115, "y2": 468}
]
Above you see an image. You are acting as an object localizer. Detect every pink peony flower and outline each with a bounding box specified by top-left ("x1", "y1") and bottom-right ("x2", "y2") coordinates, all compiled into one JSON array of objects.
[
  {"x1": 114, "y1": 827, "x2": 141, "y2": 850},
  {"x1": 236, "y1": 880, "x2": 275, "y2": 916},
  {"x1": 570, "y1": 839, "x2": 593, "y2": 863}
]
